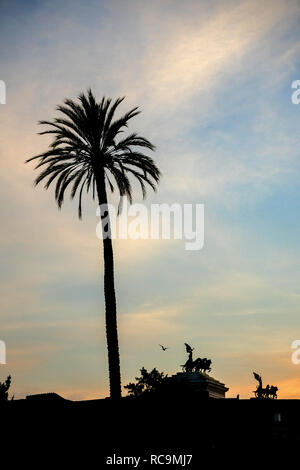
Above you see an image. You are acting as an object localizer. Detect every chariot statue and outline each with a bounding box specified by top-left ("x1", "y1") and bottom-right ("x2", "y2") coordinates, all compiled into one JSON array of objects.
[
  {"x1": 253, "y1": 372, "x2": 278, "y2": 399},
  {"x1": 181, "y1": 343, "x2": 212, "y2": 374}
]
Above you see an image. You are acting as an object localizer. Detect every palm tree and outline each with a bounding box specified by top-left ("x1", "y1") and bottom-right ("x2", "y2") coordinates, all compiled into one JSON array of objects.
[{"x1": 26, "y1": 89, "x2": 161, "y2": 399}]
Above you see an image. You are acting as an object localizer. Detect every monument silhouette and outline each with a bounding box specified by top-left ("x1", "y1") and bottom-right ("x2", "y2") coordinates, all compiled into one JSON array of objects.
[{"x1": 168, "y1": 343, "x2": 229, "y2": 398}]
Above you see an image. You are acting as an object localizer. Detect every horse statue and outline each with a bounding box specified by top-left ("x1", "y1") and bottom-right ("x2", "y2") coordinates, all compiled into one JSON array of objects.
[
  {"x1": 262, "y1": 384, "x2": 278, "y2": 399},
  {"x1": 268, "y1": 385, "x2": 278, "y2": 399},
  {"x1": 193, "y1": 358, "x2": 212, "y2": 374}
]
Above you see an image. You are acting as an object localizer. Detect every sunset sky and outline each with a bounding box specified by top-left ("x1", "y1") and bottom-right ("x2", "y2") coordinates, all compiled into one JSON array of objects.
[{"x1": 1, "y1": 0, "x2": 300, "y2": 399}]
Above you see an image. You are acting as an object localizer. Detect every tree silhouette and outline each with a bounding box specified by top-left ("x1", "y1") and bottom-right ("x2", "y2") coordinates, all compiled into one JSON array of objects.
[
  {"x1": 0, "y1": 375, "x2": 11, "y2": 401},
  {"x1": 26, "y1": 90, "x2": 161, "y2": 399},
  {"x1": 124, "y1": 367, "x2": 167, "y2": 397}
]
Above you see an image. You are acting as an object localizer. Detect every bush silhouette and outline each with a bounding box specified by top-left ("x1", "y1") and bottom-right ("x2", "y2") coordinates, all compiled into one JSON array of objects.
[
  {"x1": 124, "y1": 367, "x2": 167, "y2": 397},
  {"x1": 0, "y1": 375, "x2": 11, "y2": 401}
]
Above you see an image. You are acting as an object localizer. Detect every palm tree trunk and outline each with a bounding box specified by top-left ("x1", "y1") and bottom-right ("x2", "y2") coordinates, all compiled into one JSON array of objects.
[{"x1": 96, "y1": 170, "x2": 121, "y2": 399}]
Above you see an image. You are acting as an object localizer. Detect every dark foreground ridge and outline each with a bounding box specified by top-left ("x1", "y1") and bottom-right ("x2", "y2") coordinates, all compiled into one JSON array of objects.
[{"x1": 2, "y1": 393, "x2": 300, "y2": 466}]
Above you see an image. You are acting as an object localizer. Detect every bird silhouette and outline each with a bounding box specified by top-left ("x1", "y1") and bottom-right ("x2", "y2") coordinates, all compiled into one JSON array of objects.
[
  {"x1": 184, "y1": 343, "x2": 194, "y2": 354},
  {"x1": 159, "y1": 344, "x2": 169, "y2": 351}
]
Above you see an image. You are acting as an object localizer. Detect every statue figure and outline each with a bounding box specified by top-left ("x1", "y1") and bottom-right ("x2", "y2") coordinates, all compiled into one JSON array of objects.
[
  {"x1": 181, "y1": 344, "x2": 212, "y2": 374},
  {"x1": 253, "y1": 372, "x2": 264, "y2": 398},
  {"x1": 182, "y1": 351, "x2": 194, "y2": 372},
  {"x1": 253, "y1": 372, "x2": 278, "y2": 399},
  {"x1": 184, "y1": 343, "x2": 194, "y2": 354}
]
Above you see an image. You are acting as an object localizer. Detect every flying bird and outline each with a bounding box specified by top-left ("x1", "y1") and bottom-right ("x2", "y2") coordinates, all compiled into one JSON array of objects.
[
  {"x1": 184, "y1": 343, "x2": 194, "y2": 354},
  {"x1": 159, "y1": 344, "x2": 169, "y2": 351}
]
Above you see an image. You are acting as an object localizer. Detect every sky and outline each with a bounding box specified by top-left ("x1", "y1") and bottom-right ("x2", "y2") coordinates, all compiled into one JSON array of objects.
[{"x1": 1, "y1": 0, "x2": 300, "y2": 399}]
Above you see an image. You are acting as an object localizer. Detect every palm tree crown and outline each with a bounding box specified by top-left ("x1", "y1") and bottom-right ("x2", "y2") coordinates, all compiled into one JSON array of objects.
[{"x1": 26, "y1": 89, "x2": 161, "y2": 216}]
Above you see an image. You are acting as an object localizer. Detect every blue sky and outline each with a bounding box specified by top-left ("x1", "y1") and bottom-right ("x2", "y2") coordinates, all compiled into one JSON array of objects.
[{"x1": 1, "y1": 0, "x2": 300, "y2": 399}]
